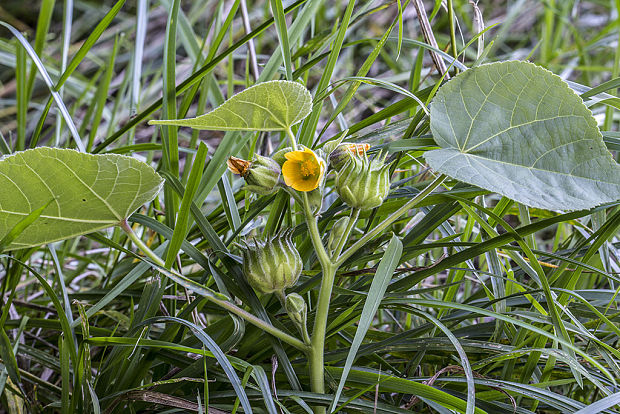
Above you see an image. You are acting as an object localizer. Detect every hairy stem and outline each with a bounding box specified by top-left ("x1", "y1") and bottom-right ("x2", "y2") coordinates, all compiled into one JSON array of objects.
[
  {"x1": 120, "y1": 219, "x2": 309, "y2": 351},
  {"x1": 309, "y1": 262, "x2": 336, "y2": 413},
  {"x1": 337, "y1": 174, "x2": 446, "y2": 266},
  {"x1": 331, "y1": 208, "x2": 360, "y2": 260},
  {"x1": 284, "y1": 126, "x2": 334, "y2": 411}
]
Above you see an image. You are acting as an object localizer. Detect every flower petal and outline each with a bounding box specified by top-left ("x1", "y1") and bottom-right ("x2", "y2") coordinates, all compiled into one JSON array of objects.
[
  {"x1": 284, "y1": 150, "x2": 306, "y2": 162},
  {"x1": 282, "y1": 147, "x2": 323, "y2": 191},
  {"x1": 294, "y1": 177, "x2": 320, "y2": 192},
  {"x1": 282, "y1": 160, "x2": 305, "y2": 186}
]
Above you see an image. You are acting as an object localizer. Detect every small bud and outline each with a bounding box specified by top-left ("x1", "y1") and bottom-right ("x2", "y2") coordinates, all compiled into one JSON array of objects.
[
  {"x1": 321, "y1": 134, "x2": 346, "y2": 156},
  {"x1": 285, "y1": 293, "x2": 307, "y2": 326},
  {"x1": 307, "y1": 187, "x2": 324, "y2": 214},
  {"x1": 327, "y1": 216, "x2": 350, "y2": 253},
  {"x1": 227, "y1": 154, "x2": 281, "y2": 195},
  {"x1": 272, "y1": 147, "x2": 292, "y2": 167},
  {"x1": 329, "y1": 143, "x2": 370, "y2": 171},
  {"x1": 336, "y1": 154, "x2": 391, "y2": 210},
  {"x1": 241, "y1": 229, "x2": 302, "y2": 295},
  {"x1": 285, "y1": 293, "x2": 309, "y2": 343}
]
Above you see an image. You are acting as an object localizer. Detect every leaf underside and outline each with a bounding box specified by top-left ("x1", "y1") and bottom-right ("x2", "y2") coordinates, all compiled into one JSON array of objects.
[
  {"x1": 0, "y1": 148, "x2": 163, "y2": 249},
  {"x1": 427, "y1": 61, "x2": 620, "y2": 211},
  {"x1": 149, "y1": 80, "x2": 312, "y2": 131}
]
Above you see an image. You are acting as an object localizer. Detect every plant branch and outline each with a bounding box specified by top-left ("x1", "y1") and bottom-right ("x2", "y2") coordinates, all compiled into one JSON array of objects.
[
  {"x1": 337, "y1": 174, "x2": 447, "y2": 266},
  {"x1": 331, "y1": 208, "x2": 360, "y2": 260},
  {"x1": 120, "y1": 220, "x2": 309, "y2": 352}
]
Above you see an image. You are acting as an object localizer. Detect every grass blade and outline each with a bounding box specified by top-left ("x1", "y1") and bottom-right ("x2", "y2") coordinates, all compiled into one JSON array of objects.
[
  {"x1": 0, "y1": 22, "x2": 85, "y2": 152},
  {"x1": 270, "y1": 0, "x2": 293, "y2": 80},
  {"x1": 139, "y1": 316, "x2": 253, "y2": 413},
  {"x1": 0, "y1": 199, "x2": 53, "y2": 252},
  {"x1": 55, "y1": 0, "x2": 126, "y2": 89},
  {"x1": 330, "y1": 234, "x2": 402, "y2": 411},
  {"x1": 164, "y1": 142, "x2": 207, "y2": 268}
]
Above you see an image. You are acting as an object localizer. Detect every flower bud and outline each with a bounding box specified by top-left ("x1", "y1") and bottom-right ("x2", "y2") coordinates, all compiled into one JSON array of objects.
[
  {"x1": 329, "y1": 143, "x2": 370, "y2": 172},
  {"x1": 285, "y1": 293, "x2": 307, "y2": 326},
  {"x1": 272, "y1": 147, "x2": 292, "y2": 167},
  {"x1": 227, "y1": 154, "x2": 281, "y2": 195},
  {"x1": 321, "y1": 135, "x2": 346, "y2": 156},
  {"x1": 241, "y1": 229, "x2": 302, "y2": 295},
  {"x1": 327, "y1": 216, "x2": 350, "y2": 253},
  {"x1": 307, "y1": 187, "x2": 324, "y2": 214},
  {"x1": 336, "y1": 155, "x2": 391, "y2": 210}
]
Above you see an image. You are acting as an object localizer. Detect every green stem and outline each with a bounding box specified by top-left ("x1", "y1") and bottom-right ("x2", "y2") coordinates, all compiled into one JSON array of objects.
[
  {"x1": 121, "y1": 219, "x2": 166, "y2": 268},
  {"x1": 283, "y1": 127, "x2": 334, "y2": 411},
  {"x1": 309, "y1": 262, "x2": 336, "y2": 411},
  {"x1": 337, "y1": 174, "x2": 446, "y2": 267},
  {"x1": 285, "y1": 127, "x2": 331, "y2": 268},
  {"x1": 285, "y1": 126, "x2": 299, "y2": 150},
  {"x1": 120, "y1": 220, "x2": 309, "y2": 352},
  {"x1": 447, "y1": 0, "x2": 458, "y2": 71},
  {"x1": 331, "y1": 208, "x2": 360, "y2": 260},
  {"x1": 302, "y1": 191, "x2": 333, "y2": 413},
  {"x1": 302, "y1": 192, "x2": 332, "y2": 267}
]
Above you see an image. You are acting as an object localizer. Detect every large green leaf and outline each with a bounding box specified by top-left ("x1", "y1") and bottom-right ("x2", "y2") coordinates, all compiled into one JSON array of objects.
[
  {"x1": 149, "y1": 80, "x2": 312, "y2": 131},
  {"x1": 427, "y1": 61, "x2": 620, "y2": 210},
  {"x1": 0, "y1": 148, "x2": 163, "y2": 250}
]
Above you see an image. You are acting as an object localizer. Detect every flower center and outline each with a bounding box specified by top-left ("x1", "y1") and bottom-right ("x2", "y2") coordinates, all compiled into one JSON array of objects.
[{"x1": 299, "y1": 160, "x2": 317, "y2": 178}]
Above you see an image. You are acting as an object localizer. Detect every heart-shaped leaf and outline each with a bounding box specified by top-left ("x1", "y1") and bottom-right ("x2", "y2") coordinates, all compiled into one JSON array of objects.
[
  {"x1": 0, "y1": 148, "x2": 163, "y2": 250},
  {"x1": 427, "y1": 61, "x2": 620, "y2": 210},
  {"x1": 149, "y1": 80, "x2": 312, "y2": 132}
]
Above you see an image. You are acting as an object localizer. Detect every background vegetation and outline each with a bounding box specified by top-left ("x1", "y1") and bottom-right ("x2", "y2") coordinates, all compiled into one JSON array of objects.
[{"x1": 0, "y1": 0, "x2": 619, "y2": 412}]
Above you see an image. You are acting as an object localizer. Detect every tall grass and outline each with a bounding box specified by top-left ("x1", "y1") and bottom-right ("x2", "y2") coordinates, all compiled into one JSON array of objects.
[{"x1": 0, "y1": 0, "x2": 619, "y2": 412}]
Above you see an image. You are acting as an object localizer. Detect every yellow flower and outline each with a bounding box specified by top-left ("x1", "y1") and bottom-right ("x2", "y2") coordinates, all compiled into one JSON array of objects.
[{"x1": 282, "y1": 148, "x2": 325, "y2": 192}]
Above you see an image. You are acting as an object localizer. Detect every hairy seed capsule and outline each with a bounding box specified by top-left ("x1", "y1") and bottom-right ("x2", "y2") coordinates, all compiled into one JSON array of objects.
[
  {"x1": 241, "y1": 229, "x2": 302, "y2": 295},
  {"x1": 228, "y1": 154, "x2": 281, "y2": 195},
  {"x1": 335, "y1": 155, "x2": 391, "y2": 210}
]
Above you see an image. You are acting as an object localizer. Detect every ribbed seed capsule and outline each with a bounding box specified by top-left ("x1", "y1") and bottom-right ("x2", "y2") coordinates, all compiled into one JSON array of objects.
[
  {"x1": 241, "y1": 229, "x2": 302, "y2": 295},
  {"x1": 227, "y1": 154, "x2": 281, "y2": 195},
  {"x1": 335, "y1": 155, "x2": 391, "y2": 210}
]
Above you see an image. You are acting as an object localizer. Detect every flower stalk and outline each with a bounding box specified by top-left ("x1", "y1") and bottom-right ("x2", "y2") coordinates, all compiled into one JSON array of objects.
[
  {"x1": 282, "y1": 128, "x2": 447, "y2": 413},
  {"x1": 120, "y1": 219, "x2": 309, "y2": 352}
]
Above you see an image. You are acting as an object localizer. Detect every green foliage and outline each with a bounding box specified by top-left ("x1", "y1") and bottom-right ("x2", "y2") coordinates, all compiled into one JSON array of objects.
[
  {"x1": 1, "y1": 1, "x2": 620, "y2": 414},
  {"x1": 149, "y1": 80, "x2": 312, "y2": 131},
  {"x1": 427, "y1": 61, "x2": 620, "y2": 210},
  {"x1": 0, "y1": 148, "x2": 163, "y2": 249}
]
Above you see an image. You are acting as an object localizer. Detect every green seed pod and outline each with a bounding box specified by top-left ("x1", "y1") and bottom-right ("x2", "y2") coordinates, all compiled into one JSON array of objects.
[
  {"x1": 336, "y1": 155, "x2": 391, "y2": 210},
  {"x1": 241, "y1": 229, "x2": 302, "y2": 295},
  {"x1": 327, "y1": 216, "x2": 350, "y2": 254},
  {"x1": 228, "y1": 154, "x2": 281, "y2": 195},
  {"x1": 245, "y1": 154, "x2": 281, "y2": 195}
]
